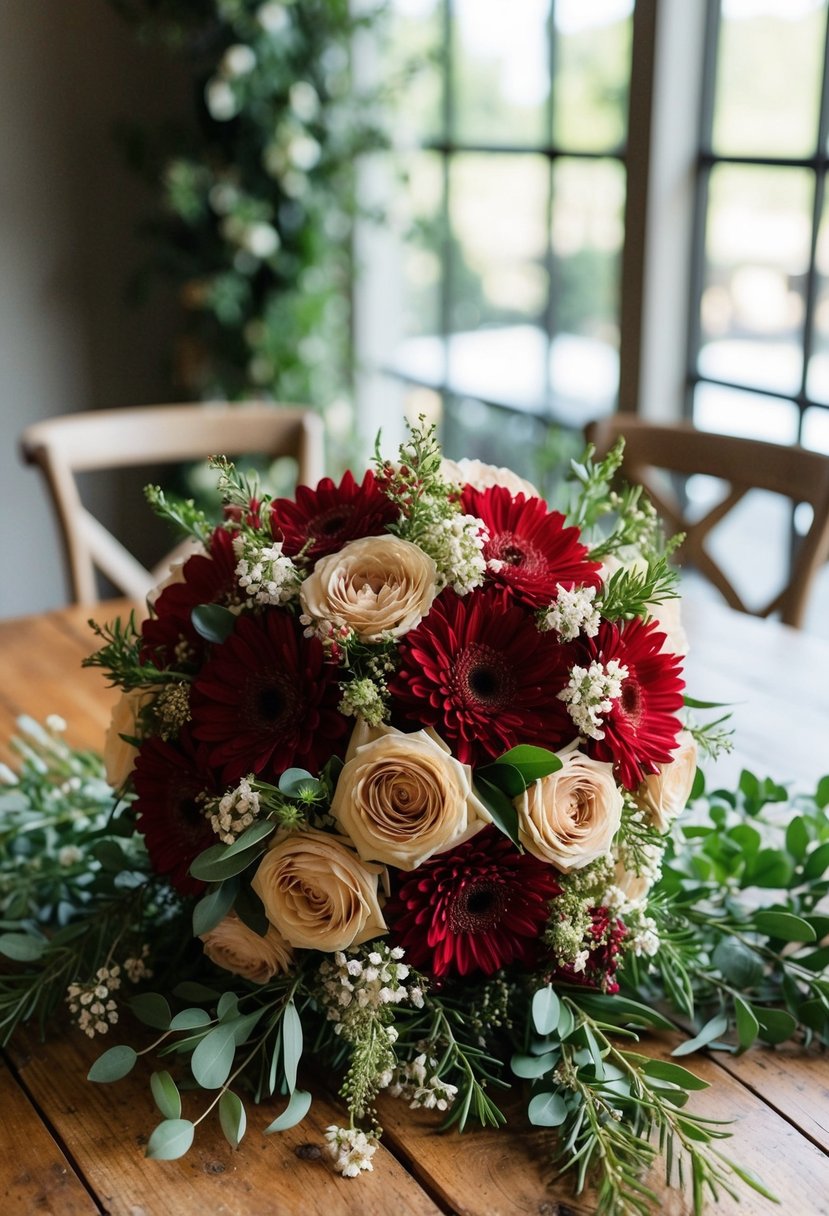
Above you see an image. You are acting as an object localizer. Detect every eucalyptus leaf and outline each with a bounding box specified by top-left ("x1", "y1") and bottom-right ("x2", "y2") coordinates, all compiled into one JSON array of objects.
[
  {"x1": 221, "y1": 819, "x2": 276, "y2": 860},
  {"x1": 170, "y1": 1008, "x2": 212, "y2": 1031},
  {"x1": 510, "y1": 1051, "x2": 558, "y2": 1079},
  {"x1": 527, "y1": 1090, "x2": 568, "y2": 1128},
  {"x1": 671, "y1": 1013, "x2": 729, "y2": 1057},
  {"x1": 173, "y1": 981, "x2": 221, "y2": 1003},
  {"x1": 189, "y1": 842, "x2": 267, "y2": 883},
  {"x1": 151, "y1": 1070, "x2": 182, "y2": 1120},
  {"x1": 278, "y1": 768, "x2": 318, "y2": 798},
  {"x1": 753, "y1": 1005, "x2": 797, "y2": 1045},
  {"x1": 711, "y1": 938, "x2": 764, "y2": 990},
  {"x1": 531, "y1": 985, "x2": 560, "y2": 1036},
  {"x1": 217, "y1": 992, "x2": 240, "y2": 1022},
  {"x1": 733, "y1": 996, "x2": 759, "y2": 1051},
  {"x1": 130, "y1": 992, "x2": 172, "y2": 1031},
  {"x1": 192, "y1": 878, "x2": 240, "y2": 938},
  {"x1": 0, "y1": 932, "x2": 45, "y2": 962},
  {"x1": 643, "y1": 1060, "x2": 709, "y2": 1091},
  {"x1": 264, "y1": 1087, "x2": 312, "y2": 1133},
  {"x1": 752, "y1": 910, "x2": 816, "y2": 943},
  {"x1": 190, "y1": 1023, "x2": 236, "y2": 1089},
  {"x1": 219, "y1": 1090, "x2": 246, "y2": 1149},
  {"x1": 282, "y1": 1000, "x2": 303, "y2": 1093},
  {"x1": 191, "y1": 603, "x2": 237, "y2": 644},
  {"x1": 87, "y1": 1044, "x2": 137, "y2": 1083},
  {"x1": 234, "y1": 882, "x2": 269, "y2": 937},
  {"x1": 145, "y1": 1119, "x2": 195, "y2": 1161}
]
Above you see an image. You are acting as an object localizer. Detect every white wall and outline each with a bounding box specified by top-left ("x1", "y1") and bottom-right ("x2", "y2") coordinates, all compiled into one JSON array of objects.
[{"x1": 0, "y1": 1, "x2": 188, "y2": 618}]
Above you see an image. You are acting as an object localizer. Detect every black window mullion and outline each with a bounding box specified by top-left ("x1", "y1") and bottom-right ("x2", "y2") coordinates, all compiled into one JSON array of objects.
[{"x1": 545, "y1": 0, "x2": 558, "y2": 415}]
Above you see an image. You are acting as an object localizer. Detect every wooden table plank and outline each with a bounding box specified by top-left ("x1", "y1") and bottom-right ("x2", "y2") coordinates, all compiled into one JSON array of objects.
[
  {"x1": 0, "y1": 1054, "x2": 100, "y2": 1215},
  {"x1": 8, "y1": 1028, "x2": 442, "y2": 1216}
]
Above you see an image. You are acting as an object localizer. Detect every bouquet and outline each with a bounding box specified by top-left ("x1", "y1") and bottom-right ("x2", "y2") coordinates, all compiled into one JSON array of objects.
[{"x1": 3, "y1": 420, "x2": 828, "y2": 1215}]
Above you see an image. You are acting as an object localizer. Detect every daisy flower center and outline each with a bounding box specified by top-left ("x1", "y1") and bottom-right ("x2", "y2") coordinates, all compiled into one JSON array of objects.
[
  {"x1": 312, "y1": 506, "x2": 353, "y2": 537},
  {"x1": 449, "y1": 878, "x2": 507, "y2": 933},
  {"x1": 451, "y1": 643, "x2": 516, "y2": 709},
  {"x1": 246, "y1": 672, "x2": 299, "y2": 729},
  {"x1": 489, "y1": 531, "x2": 544, "y2": 571}
]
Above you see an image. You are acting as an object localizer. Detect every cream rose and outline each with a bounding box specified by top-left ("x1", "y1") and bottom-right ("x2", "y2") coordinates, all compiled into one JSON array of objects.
[
  {"x1": 103, "y1": 688, "x2": 153, "y2": 789},
  {"x1": 251, "y1": 829, "x2": 387, "y2": 952},
  {"x1": 200, "y1": 913, "x2": 294, "y2": 984},
  {"x1": 299, "y1": 534, "x2": 438, "y2": 642},
  {"x1": 331, "y1": 720, "x2": 489, "y2": 870},
  {"x1": 612, "y1": 857, "x2": 651, "y2": 906},
  {"x1": 634, "y1": 730, "x2": 698, "y2": 832},
  {"x1": 440, "y1": 457, "x2": 541, "y2": 500},
  {"x1": 515, "y1": 749, "x2": 623, "y2": 871}
]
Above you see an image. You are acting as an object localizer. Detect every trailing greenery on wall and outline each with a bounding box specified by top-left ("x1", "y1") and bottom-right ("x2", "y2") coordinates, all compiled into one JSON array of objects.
[{"x1": 110, "y1": 0, "x2": 388, "y2": 421}]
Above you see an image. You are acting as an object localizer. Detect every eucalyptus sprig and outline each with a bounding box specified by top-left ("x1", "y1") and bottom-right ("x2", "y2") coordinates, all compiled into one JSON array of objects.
[{"x1": 144, "y1": 485, "x2": 213, "y2": 545}]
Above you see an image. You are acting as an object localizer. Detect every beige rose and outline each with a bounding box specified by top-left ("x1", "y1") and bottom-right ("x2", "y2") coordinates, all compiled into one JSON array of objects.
[
  {"x1": 103, "y1": 688, "x2": 153, "y2": 789},
  {"x1": 331, "y1": 720, "x2": 489, "y2": 870},
  {"x1": 200, "y1": 913, "x2": 294, "y2": 984},
  {"x1": 612, "y1": 857, "x2": 651, "y2": 905},
  {"x1": 515, "y1": 749, "x2": 623, "y2": 871},
  {"x1": 300, "y1": 535, "x2": 438, "y2": 642},
  {"x1": 251, "y1": 829, "x2": 387, "y2": 952},
  {"x1": 441, "y1": 457, "x2": 540, "y2": 500},
  {"x1": 634, "y1": 730, "x2": 698, "y2": 832}
]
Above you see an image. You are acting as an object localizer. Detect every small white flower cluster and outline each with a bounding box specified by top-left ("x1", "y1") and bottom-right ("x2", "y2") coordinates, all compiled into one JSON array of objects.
[
  {"x1": 387, "y1": 1053, "x2": 459, "y2": 1112},
  {"x1": 324, "y1": 1125, "x2": 378, "y2": 1177},
  {"x1": 319, "y1": 944, "x2": 424, "y2": 1031},
  {"x1": 626, "y1": 911, "x2": 660, "y2": 958},
  {"x1": 541, "y1": 584, "x2": 601, "y2": 641},
  {"x1": 418, "y1": 513, "x2": 488, "y2": 595},
  {"x1": 205, "y1": 777, "x2": 261, "y2": 844},
  {"x1": 558, "y1": 659, "x2": 629, "y2": 740},
  {"x1": 233, "y1": 534, "x2": 298, "y2": 606},
  {"x1": 58, "y1": 845, "x2": 83, "y2": 867},
  {"x1": 339, "y1": 678, "x2": 388, "y2": 727},
  {"x1": 66, "y1": 963, "x2": 122, "y2": 1038},
  {"x1": 123, "y1": 945, "x2": 154, "y2": 984}
]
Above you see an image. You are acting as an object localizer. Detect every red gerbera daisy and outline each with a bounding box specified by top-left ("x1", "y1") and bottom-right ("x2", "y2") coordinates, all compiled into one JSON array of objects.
[
  {"x1": 132, "y1": 729, "x2": 216, "y2": 896},
  {"x1": 386, "y1": 825, "x2": 562, "y2": 977},
  {"x1": 578, "y1": 617, "x2": 685, "y2": 790},
  {"x1": 141, "y1": 527, "x2": 239, "y2": 668},
  {"x1": 189, "y1": 609, "x2": 348, "y2": 783},
  {"x1": 389, "y1": 586, "x2": 573, "y2": 766},
  {"x1": 462, "y1": 485, "x2": 602, "y2": 609},
  {"x1": 270, "y1": 470, "x2": 397, "y2": 562}
]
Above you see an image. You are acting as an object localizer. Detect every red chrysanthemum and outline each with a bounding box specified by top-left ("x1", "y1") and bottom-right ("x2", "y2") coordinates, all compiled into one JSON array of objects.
[
  {"x1": 462, "y1": 485, "x2": 602, "y2": 609},
  {"x1": 582, "y1": 617, "x2": 685, "y2": 790},
  {"x1": 270, "y1": 470, "x2": 397, "y2": 562},
  {"x1": 550, "y1": 906, "x2": 628, "y2": 995},
  {"x1": 189, "y1": 609, "x2": 348, "y2": 783},
  {"x1": 141, "y1": 527, "x2": 239, "y2": 667},
  {"x1": 386, "y1": 825, "x2": 562, "y2": 978},
  {"x1": 132, "y1": 730, "x2": 216, "y2": 896},
  {"x1": 388, "y1": 586, "x2": 573, "y2": 766}
]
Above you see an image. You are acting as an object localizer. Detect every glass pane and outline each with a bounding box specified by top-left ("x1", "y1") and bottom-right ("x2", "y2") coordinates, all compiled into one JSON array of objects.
[
  {"x1": 448, "y1": 154, "x2": 549, "y2": 331},
  {"x1": 389, "y1": 0, "x2": 443, "y2": 140},
  {"x1": 400, "y1": 152, "x2": 443, "y2": 339},
  {"x1": 802, "y1": 403, "x2": 829, "y2": 452},
  {"x1": 697, "y1": 165, "x2": 811, "y2": 396},
  {"x1": 549, "y1": 158, "x2": 624, "y2": 414},
  {"x1": 807, "y1": 187, "x2": 829, "y2": 403},
  {"x1": 693, "y1": 381, "x2": 800, "y2": 443},
  {"x1": 711, "y1": 0, "x2": 825, "y2": 158},
  {"x1": 552, "y1": 0, "x2": 633, "y2": 152},
  {"x1": 443, "y1": 399, "x2": 581, "y2": 495},
  {"x1": 453, "y1": 0, "x2": 550, "y2": 144}
]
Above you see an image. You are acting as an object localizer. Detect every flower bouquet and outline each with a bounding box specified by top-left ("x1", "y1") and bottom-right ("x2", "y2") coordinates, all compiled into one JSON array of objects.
[{"x1": 3, "y1": 421, "x2": 828, "y2": 1215}]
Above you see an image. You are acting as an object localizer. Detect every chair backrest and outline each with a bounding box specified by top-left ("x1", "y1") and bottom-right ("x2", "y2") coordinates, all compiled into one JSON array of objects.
[
  {"x1": 585, "y1": 413, "x2": 829, "y2": 629},
  {"x1": 20, "y1": 402, "x2": 325, "y2": 606}
]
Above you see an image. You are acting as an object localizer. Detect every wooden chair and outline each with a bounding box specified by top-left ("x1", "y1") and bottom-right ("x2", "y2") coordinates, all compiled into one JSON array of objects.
[
  {"x1": 585, "y1": 413, "x2": 829, "y2": 629},
  {"x1": 20, "y1": 402, "x2": 325, "y2": 606}
]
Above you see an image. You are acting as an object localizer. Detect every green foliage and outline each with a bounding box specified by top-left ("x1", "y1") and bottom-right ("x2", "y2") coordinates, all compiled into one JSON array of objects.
[{"x1": 107, "y1": 0, "x2": 392, "y2": 413}]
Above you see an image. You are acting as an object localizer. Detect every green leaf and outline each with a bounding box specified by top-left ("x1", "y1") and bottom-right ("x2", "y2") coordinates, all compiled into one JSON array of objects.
[
  {"x1": 478, "y1": 761, "x2": 526, "y2": 798},
  {"x1": 219, "y1": 1090, "x2": 246, "y2": 1149},
  {"x1": 151, "y1": 1070, "x2": 181, "y2": 1120},
  {"x1": 170, "y1": 1008, "x2": 212, "y2": 1031},
  {"x1": 753, "y1": 910, "x2": 816, "y2": 943},
  {"x1": 753, "y1": 1006, "x2": 797, "y2": 1045},
  {"x1": 189, "y1": 842, "x2": 266, "y2": 883},
  {"x1": 190, "y1": 1023, "x2": 236, "y2": 1089},
  {"x1": 815, "y1": 774, "x2": 829, "y2": 809},
  {"x1": 0, "y1": 932, "x2": 45, "y2": 962},
  {"x1": 785, "y1": 816, "x2": 810, "y2": 862},
  {"x1": 282, "y1": 1001, "x2": 303, "y2": 1093},
  {"x1": 744, "y1": 847, "x2": 794, "y2": 888},
  {"x1": 145, "y1": 1119, "x2": 195, "y2": 1161},
  {"x1": 557, "y1": 1003, "x2": 575, "y2": 1039},
  {"x1": 130, "y1": 993, "x2": 172, "y2": 1031},
  {"x1": 278, "y1": 768, "x2": 317, "y2": 797},
  {"x1": 264, "y1": 1088, "x2": 312, "y2": 1133},
  {"x1": 643, "y1": 1059, "x2": 709, "y2": 1091},
  {"x1": 87, "y1": 1044, "x2": 137, "y2": 1083},
  {"x1": 684, "y1": 695, "x2": 732, "y2": 709},
  {"x1": 804, "y1": 841, "x2": 829, "y2": 880},
  {"x1": 172, "y1": 981, "x2": 221, "y2": 1003},
  {"x1": 234, "y1": 883, "x2": 269, "y2": 937},
  {"x1": 671, "y1": 1013, "x2": 729, "y2": 1057},
  {"x1": 511, "y1": 1052, "x2": 558, "y2": 1079},
  {"x1": 473, "y1": 775, "x2": 522, "y2": 849},
  {"x1": 575, "y1": 992, "x2": 675, "y2": 1030},
  {"x1": 494, "y1": 745, "x2": 563, "y2": 784},
  {"x1": 531, "y1": 985, "x2": 560, "y2": 1036},
  {"x1": 721, "y1": 1156, "x2": 780, "y2": 1204},
  {"x1": 217, "y1": 992, "x2": 240, "y2": 1022},
  {"x1": 191, "y1": 603, "x2": 237, "y2": 645},
  {"x1": 734, "y1": 996, "x2": 760, "y2": 1051},
  {"x1": 221, "y1": 819, "x2": 276, "y2": 859},
  {"x1": 192, "y1": 879, "x2": 240, "y2": 938},
  {"x1": 711, "y1": 938, "x2": 764, "y2": 989},
  {"x1": 527, "y1": 1091, "x2": 568, "y2": 1127}
]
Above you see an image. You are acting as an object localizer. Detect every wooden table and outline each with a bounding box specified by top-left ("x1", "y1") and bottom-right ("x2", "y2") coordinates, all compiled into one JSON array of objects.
[{"x1": 1, "y1": 599, "x2": 829, "y2": 1216}]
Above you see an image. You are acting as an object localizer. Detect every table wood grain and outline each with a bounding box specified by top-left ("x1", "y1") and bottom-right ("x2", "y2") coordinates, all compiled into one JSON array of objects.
[{"x1": 1, "y1": 598, "x2": 828, "y2": 1216}]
